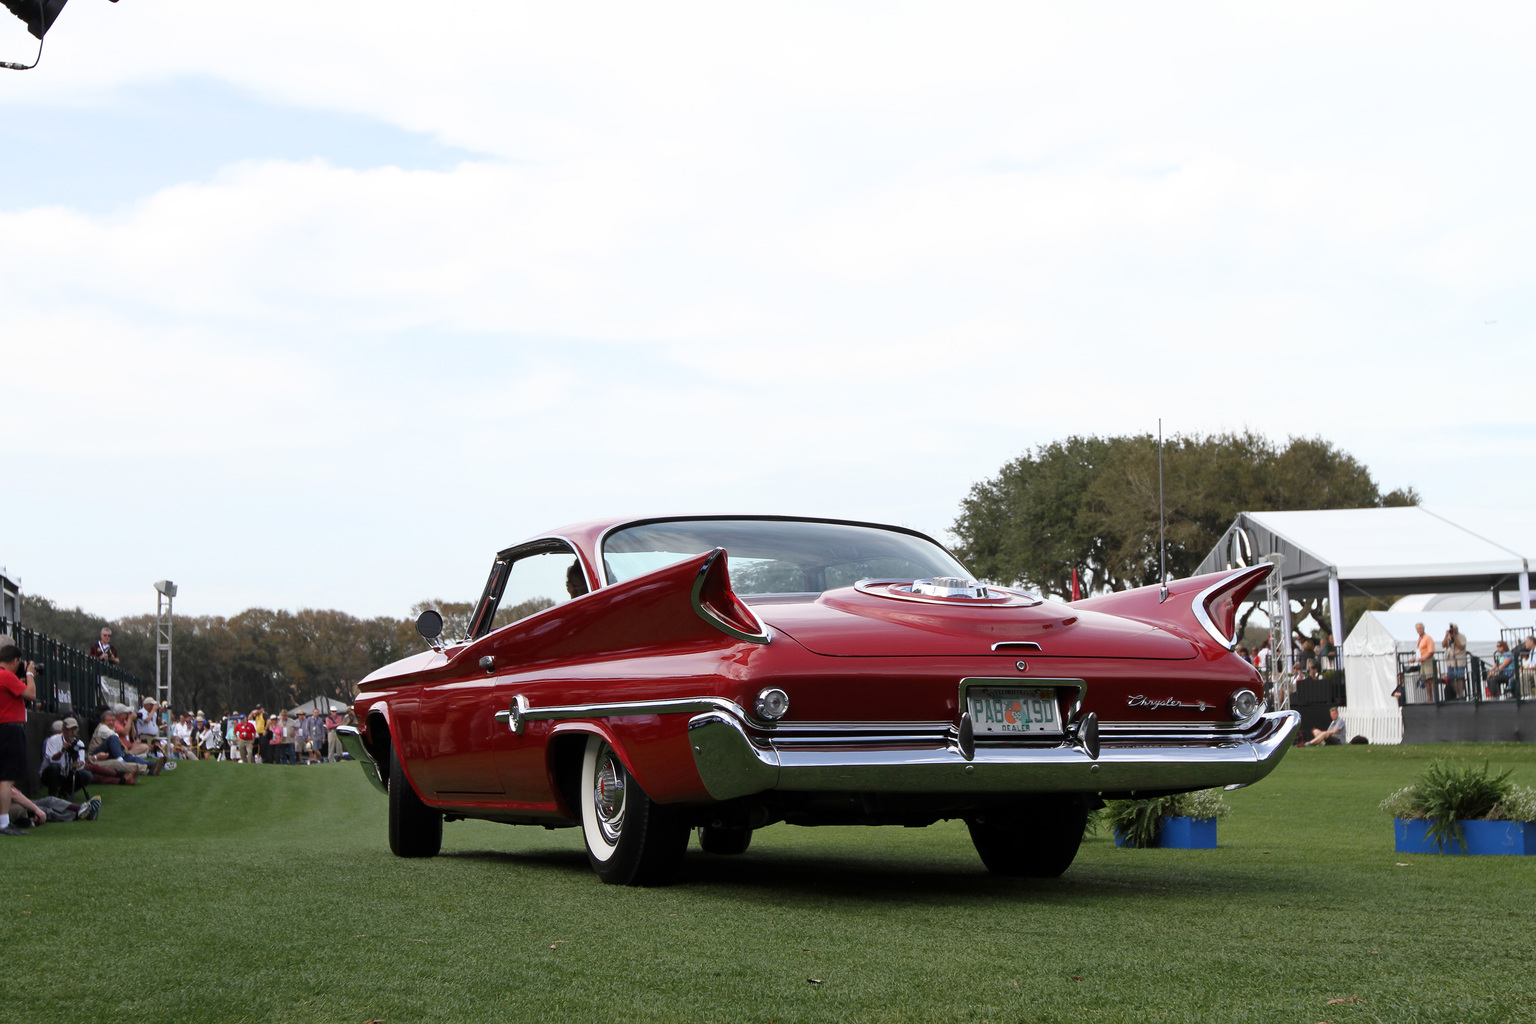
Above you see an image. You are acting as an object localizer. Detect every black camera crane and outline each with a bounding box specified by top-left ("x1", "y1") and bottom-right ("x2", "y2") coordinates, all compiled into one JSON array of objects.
[{"x1": 2, "y1": 0, "x2": 118, "y2": 71}]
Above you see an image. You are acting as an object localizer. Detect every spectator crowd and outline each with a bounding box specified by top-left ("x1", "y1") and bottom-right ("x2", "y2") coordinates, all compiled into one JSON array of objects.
[{"x1": 4, "y1": 631, "x2": 356, "y2": 838}]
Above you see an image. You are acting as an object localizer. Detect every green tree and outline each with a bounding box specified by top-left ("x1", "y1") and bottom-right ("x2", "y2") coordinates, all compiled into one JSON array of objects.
[{"x1": 953, "y1": 431, "x2": 1419, "y2": 620}]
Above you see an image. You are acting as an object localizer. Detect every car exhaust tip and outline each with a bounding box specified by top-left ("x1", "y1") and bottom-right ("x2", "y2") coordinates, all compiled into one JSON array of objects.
[{"x1": 957, "y1": 712, "x2": 975, "y2": 761}]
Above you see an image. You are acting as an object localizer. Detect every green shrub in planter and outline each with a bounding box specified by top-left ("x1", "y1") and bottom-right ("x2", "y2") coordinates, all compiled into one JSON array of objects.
[
  {"x1": 1100, "y1": 789, "x2": 1231, "y2": 849},
  {"x1": 1379, "y1": 760, "x2": 1536, "y2": 852}
]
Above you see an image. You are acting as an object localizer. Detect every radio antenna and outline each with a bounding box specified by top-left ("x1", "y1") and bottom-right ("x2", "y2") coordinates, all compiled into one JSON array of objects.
[{"x1": 1158, "y1": 419, "x2": 1168, "y2": 603}]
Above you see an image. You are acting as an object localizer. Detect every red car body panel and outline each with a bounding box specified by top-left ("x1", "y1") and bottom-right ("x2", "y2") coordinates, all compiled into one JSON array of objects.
[{"x1": 347, "y1": 517, "x2": 1294, "y2": 828}]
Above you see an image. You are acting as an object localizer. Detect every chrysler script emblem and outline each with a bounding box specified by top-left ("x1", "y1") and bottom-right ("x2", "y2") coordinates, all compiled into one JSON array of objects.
[{"x1": 1127, "y1": 695, "x2": 1210, "y2": 712}]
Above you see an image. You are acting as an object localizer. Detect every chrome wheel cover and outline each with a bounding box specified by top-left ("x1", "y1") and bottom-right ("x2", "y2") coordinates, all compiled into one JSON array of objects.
[{"x1": 592, "y1": 745, "x2": 627, "y2": 844}]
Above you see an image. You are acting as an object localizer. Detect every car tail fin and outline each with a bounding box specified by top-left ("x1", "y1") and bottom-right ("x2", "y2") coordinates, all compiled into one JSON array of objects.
[
  {"x1": 1074, "y1": 563, "x2": 1272, "y2": 651},
  {"x1": 693, "y1": 549, "x2": 770, "y2": 644},
  {"x1": 1192, "y1": 564, "x2": 1272, "y2": 650}
]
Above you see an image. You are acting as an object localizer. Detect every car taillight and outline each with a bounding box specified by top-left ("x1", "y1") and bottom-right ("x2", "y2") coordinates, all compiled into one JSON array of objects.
[{"x1": 1230, "y1": 689, "x2": 1261, "y2": 722}]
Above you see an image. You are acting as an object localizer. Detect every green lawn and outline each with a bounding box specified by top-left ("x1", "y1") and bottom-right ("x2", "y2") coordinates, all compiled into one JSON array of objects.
[{"x1": 9, "y1": 744, "x2": 1535, "y2": 1024}]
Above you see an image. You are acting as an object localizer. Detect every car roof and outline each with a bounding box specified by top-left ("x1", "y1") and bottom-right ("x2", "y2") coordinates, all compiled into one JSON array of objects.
[{"x1": 503, "y1": 514, "x2": 949, "y2": 567}]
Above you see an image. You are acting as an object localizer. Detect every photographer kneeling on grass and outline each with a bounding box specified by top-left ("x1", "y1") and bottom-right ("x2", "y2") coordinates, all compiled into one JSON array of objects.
[
  {"x1": 1, "y1": 644, "x2": 39, "y2": 836},
  {"x1": 41, "y1": 718, "x2": 92, "y2": 798}
]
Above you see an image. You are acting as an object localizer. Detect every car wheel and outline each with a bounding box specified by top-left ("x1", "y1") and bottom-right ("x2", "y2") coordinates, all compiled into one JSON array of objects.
[
  {"x1": 580, "y1": 735, "x2": 688, "y2": 886},
  {"x1": 696, "y1": 824, "x2": 752, "y2": 855},
  {"x1": 388, "y1": 744, "x2": 442, "y2": 858},
  {"x1": 966, "y1": 794, "x2": 1088, "y2": 878}
]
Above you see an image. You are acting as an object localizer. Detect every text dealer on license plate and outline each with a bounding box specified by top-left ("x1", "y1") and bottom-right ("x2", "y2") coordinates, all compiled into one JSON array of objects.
[{"x1": 968, "y1": 687, "x2": 1061, "y2": 736}]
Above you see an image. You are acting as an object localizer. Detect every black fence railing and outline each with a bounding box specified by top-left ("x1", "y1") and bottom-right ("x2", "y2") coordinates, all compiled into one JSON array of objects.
[
  {"x1": 1396, "y1": 646, "x2": 1527, "y2": 705},
  {"x1": 1501, "y1": 627, "x2": 1534, "y2": 700},
  {"x1": 0, "y1": 617, "x2": 148, "y2": 715}
]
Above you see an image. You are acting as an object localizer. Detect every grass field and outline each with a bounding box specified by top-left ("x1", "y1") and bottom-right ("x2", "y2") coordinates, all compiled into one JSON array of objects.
[{"x1": 8, "y1": 743, "x2": 1535, "y2": 1024}]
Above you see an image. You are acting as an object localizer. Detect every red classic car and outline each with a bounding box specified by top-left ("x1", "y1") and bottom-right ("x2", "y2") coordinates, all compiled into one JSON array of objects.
[{"x1": 341, "y1": 515, "x2": 1297, "y2": 884}]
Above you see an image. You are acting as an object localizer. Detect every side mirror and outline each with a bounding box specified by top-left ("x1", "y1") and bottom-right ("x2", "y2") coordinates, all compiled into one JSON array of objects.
[{"x1": 415, "y1": 609, "x2": 444, "y2": 641}]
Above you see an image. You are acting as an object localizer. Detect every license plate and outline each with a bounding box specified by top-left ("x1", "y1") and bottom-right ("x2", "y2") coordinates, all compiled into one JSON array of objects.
[{"x1": 967, "y1": 687, "x2": 1062, "y2": 736}]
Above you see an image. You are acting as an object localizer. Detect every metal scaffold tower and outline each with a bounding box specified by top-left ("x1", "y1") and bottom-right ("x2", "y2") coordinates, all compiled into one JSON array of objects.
[
  {"x1": 1263, "y1": 555, "x2": 1287, "y2": 710},
  {"x1": 154, "y1": 580, "x2": 176, "y2": 711}
]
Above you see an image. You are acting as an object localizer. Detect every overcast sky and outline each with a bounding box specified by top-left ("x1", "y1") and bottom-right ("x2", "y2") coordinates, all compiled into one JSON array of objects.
[{"x1": 2, "y1": 2, "x2": 1532, "y2": 621}]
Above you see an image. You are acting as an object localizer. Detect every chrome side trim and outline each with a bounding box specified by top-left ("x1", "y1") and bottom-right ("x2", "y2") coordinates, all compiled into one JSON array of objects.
[
  {"x1": 687, "y1": 710, "x2": 1300, "y2": 798},
  {"x1": 692, "y1": 549, "x2": 772, "y2": 644},
  {"x1": 493, "y1": 694, "x2": 533, "y2": 734},
  {"x1": 497, "y1": 693, "x2": 980, "y2": 741},
  {"x1": 337, "y1": 725, "x2": 387, "y2": 795},
  {"x1": 502, "y1": 695, "x2": 743, "y2": 731}
]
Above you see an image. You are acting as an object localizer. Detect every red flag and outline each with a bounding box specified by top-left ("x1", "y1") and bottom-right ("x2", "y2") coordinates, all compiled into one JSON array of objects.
[{"x1": 1070, "y1": 568, "x2": 1081, "y2": 602}]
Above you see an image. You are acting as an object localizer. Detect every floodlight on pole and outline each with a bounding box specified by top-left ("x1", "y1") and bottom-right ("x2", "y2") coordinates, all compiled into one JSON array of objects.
[{"x1": 153, "y1": 580, "x2": 175, "y2": 715}]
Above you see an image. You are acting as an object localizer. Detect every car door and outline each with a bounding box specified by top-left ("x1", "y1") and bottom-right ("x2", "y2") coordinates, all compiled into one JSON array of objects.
[
  {"x1": 470, "y1": 541, "x2": 592, "y2": 802},
  {"x1": 409, "y1": 540, "x2": 590, "y2": 801}
]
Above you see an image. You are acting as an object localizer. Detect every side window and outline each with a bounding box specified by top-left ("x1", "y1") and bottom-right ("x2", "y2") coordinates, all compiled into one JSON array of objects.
[{"x1": 491, "y1": 548, "x2": 588, "y2": 631}]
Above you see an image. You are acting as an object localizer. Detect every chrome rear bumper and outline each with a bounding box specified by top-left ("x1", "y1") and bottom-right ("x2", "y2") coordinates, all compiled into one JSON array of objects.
[
  {"x1": 687, "y1": 709, "x2": 1300, "y2": 802},
  {"x1": 338, "y1": 725, "x2": 387, "y2": 794}
]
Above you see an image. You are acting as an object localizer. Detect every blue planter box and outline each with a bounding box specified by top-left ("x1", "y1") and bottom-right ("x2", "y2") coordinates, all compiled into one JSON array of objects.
[
  {"x1": 1115, "y1": 816, "x2": 1217, "y2": 849},
  {"x1": 1394, "y1": 818, "x2": 1535, "y2": 855}
]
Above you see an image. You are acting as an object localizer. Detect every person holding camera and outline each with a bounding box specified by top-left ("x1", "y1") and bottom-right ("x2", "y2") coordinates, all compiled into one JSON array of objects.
[
  {"x1": 41, "y1": 717, "x2": 91, "y2": 798},
  {"x1": 88, "y1": 628, "x2": 120, "y2": 665},
  {"x1": 1, "y1": 644, "x2": 39, "y2": 836}
]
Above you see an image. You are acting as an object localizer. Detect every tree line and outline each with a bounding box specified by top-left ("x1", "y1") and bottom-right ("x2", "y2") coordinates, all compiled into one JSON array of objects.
[{"x1": 18, "y1": 595, "x2": 543, "y2": 717}]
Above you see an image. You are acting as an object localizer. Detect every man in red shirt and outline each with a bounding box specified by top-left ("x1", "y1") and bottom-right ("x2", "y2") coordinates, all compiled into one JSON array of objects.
[
  {"x1": 234, "y1": 715, "x2": 257, "y2": 763},
  {"x1": 0, "y1": 643, "x2": 39, "y2": 836}
]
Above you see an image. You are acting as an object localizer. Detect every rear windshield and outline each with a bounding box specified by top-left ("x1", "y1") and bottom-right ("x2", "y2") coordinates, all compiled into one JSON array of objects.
[{"x1": 602, "y1": 518, "x2": 971, "y2": 596}]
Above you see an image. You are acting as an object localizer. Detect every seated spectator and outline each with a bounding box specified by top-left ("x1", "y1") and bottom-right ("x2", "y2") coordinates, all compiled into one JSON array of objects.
[
  {"x1": 1319, "y1": 633, "x2": 1338, "y2": 671},
  {"x1": 90, "y1": 706, "x2": 162, "y2": 773},
  {"x1": 111, "y1": 706, "x2": 152, "y2": 759},
  {"x1": 169, "y1": 713, "x2": 195, "y2": 758},
  {"x1": 1304, "y1": 707, "x2": 1346, "y2": 746},
  {"x1": 41, "y1": 718, "x2": 92, "y2": 798},
  {"x1": 7, "y1": 788, "x2": 101, "y2": 827},
  {"x1": 1485, "y1": 641, "x2": 1516, "y2": 698},
  {"x1": 1521, "y1": 636, "x2": 1536, "y2": 698},
  {"x1": 85, "y1": 759, "x2": 138, "y2": 786}
]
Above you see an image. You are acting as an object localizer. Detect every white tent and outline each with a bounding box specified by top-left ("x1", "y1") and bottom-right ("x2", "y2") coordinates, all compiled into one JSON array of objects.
[
  {"x1": 1198, "y1": 507, "x2": 1532, "y2": 676},
  {"x1": 1341, "y1": 610, "x2": 1525, "y2": 745},
  {"x1": 288, "y1": 696, "x2": 351, "y2": 716}
]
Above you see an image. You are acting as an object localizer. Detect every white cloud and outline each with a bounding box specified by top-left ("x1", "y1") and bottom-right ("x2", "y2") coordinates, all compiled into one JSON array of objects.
[{"x1": 3, "y1": 2, "x2": 1533, "y2": 617}]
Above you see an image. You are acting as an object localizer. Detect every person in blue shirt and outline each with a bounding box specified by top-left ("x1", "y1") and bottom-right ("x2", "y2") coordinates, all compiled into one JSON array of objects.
[{"x1": 1484, "y1": 641, "x2": 1515, "y2": 698}]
